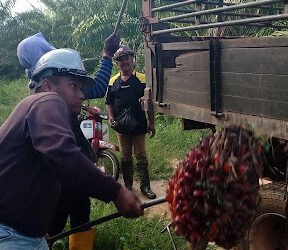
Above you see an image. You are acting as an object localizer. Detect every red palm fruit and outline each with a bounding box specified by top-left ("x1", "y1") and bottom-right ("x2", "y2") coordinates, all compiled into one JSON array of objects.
[
  {"x1": 223, "y1": 162, "x2": 232, "y2": 172},
  {"x1": 239, "y1": 163, "x2": 248, "y2": 174},
  {"x1": 188, "y1": 232, "x2": 201, "y2": 242},
  {"x1": 213, "y1": 152, "x2": 221, "y2": 164},
  {"x1": 193, "y1": 189, "x2": 205, "y2": 197},
  {"x1": 167, "y1": 126, "x2": 262, "y2": 249}
]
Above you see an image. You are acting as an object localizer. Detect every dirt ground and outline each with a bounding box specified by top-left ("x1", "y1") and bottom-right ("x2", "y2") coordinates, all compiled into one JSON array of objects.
[{"x1": 118, "y1": 175, "x2": 170, "y2": 218}]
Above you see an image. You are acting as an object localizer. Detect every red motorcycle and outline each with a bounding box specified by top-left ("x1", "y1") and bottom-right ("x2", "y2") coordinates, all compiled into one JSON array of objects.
[{"x1": 79, "y1": 105, "x2": 119, "y2": 180}]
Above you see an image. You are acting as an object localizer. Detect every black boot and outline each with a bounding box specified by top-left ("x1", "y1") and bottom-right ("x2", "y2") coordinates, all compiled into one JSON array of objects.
[
  {"x1": 137, "y1": 163, "x2": 156, "y2": 199},
  {"x1": 122, "y1": 161, "x2": 134, "y2": 190}
]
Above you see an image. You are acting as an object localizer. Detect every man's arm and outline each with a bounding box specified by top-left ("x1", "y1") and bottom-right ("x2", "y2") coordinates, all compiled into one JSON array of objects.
[
  {"x1": 27, "y1": 95, "x2": 143, "y2": 217},
  {"x1": 147, "y1": 110, "x2": 155, "y2": 138},
  {"x1": 83, "y1": 33, "x2": 120, "y2": 99},
  {"x1": 83, "y1": 56, "x2": 112, "y2": 99},
  {"x1": 106, "y1": 104, "x2": 115, "y2": 127}
]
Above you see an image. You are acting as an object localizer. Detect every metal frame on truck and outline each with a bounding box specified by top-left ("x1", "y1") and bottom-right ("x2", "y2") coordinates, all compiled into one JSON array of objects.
[{"x1": 141, "y1": 0, "x2": 288, "y2": 140}]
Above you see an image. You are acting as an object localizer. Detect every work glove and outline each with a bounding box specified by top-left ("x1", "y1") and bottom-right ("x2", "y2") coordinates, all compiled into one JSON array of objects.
[{"x1": 103, "y1": 31, "x2": 120, "y2": 57}]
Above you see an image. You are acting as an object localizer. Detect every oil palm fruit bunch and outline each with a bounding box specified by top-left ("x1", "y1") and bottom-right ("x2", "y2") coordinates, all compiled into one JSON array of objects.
[{"x1": 166, "y1": 126, "x2": 263, "y2": 249}]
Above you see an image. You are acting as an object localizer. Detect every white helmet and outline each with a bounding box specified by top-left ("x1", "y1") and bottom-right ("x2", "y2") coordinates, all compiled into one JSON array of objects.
[{"x1": 31, "y1": 48, "x2": 94, "y2": 86}]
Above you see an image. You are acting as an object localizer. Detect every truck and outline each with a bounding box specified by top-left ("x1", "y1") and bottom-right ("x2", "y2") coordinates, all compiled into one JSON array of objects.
[{"x1": 140, "y1": 0, "x2": 288, "y2": 249}]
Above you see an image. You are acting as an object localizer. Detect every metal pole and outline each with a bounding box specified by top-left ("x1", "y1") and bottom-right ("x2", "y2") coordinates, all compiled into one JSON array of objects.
[
  {"x1": 114, "y1": 0, "x2": 128, "y2": 33},
  {"x1": 153, "y1": 13, "x2": 288, "y2": 34},
  {"x1": 168, "y1": 18, "x2": 288, "y2": 28},
  {"x1": 161, "y1": 222, "x2": 177, "y2": 250},
  {"x1": 156, "y1": 8, "x2": 196, "y2": 13},
  {"x1": 152, "y1": 0, "x2": 199, "y2": 13},
  {"x1": 159, "y1": 0, "x2": 282, "y2": 22},
  {"x1": 47, "y1": 196, "x2": 166, "y2": 243},
  {"x1": 206, "y1": 0, "x2": 283, "y2": 10}
]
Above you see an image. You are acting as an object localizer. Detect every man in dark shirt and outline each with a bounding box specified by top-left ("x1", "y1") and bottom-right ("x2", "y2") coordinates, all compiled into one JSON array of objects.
[
  {"x1": 0, "y1": 48, "x2": 143, "y2": 250},
  {"x1": 17, "y1": 32, "x2": 121, "y2": 249},
  {"x1": 106, "y1": 45, "x2": 156, "y2": 199}
]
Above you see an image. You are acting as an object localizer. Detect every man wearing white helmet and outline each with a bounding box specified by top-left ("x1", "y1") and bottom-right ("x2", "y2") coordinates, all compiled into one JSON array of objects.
[
  {"x1": 17, "y1": 32, "x2": 121, "y2": 249},
  {"x1": 0, "y1": 47, "x2": 143, "y2": 249}
]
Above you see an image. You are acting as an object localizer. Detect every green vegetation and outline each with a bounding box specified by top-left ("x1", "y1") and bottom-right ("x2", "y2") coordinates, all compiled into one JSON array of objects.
[
  {"x1": 1, "y1": 0, "x2": 143, "y2": 78},
  {"x1": 53, "y1": 200, "x2": 188, "y2": 250},
  {"x1": 0, "y1": 77, "x2": 29, "y2": 124}
]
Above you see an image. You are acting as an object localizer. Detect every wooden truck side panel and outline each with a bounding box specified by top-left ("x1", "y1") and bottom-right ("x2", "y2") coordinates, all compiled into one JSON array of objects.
[{"x1": 145, "y1": 36, "x2": 288, "y2": 139}]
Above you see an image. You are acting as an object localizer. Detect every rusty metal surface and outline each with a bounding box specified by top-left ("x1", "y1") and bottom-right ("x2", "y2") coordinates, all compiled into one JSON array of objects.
[{"x1": 249, "y1": 213, "x2": 288, "y2": 250}]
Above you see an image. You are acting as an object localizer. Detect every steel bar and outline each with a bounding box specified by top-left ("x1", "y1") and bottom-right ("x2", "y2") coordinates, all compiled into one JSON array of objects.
[
  {"x1": 167, "y1": 225, "x2": 177, "y2": 250},
  {"x1": 222, "y1": 12, "x2": 264, "y2": 17},
  {"x1": 152, "y1": 0, "x2": 199, "y2": 12},
  {"x1": 171, "y1": 12, "x2": 263, "y2": 20},
  {"x1": 159, "y1": 0, "x2": 282, "y2": 22},
  {"x1": 171, "y1": 11, "x2": 266, "y2": 18},
  {"x1": 114, "y1": 0, "x2": 128, "y2": 33},
  {"x1": 170, "y1": 19, "x2": 288, "y2": 28},
  {"x1": 156, "y1": 8, "x2": 196, "y2": 13},
  {"x1": 47, "y1": 196, "x2": 166, "y2": 243},
  {"x1": 197, "y1": 0, "x2": 284, "y2": 10},
  {"x1": 207, "y1": 0, "x2": 283, "y2": 10},
  {"x1": 161, "y1": 222, "x2": 177, "y2": 250},
  {"x1": 241, "y1": 22, "x2": 288, "y2": 28},
  {"x1": 153, "y1": 13, "x2": 288, "y2": 34},
  {"x1": 155, "y1": 4, "x2": 282, "y2": 13}
]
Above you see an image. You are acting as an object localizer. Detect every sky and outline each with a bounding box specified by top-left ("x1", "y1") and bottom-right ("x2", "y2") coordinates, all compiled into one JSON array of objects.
[{"x1": 12, "y1": 0, "x2": 45, "y2": 14}]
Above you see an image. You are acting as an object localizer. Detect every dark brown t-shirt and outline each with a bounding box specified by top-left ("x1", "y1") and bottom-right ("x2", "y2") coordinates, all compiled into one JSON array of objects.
[{"x1": 0, "y1": 92, "x2": 121, "y2": 237}]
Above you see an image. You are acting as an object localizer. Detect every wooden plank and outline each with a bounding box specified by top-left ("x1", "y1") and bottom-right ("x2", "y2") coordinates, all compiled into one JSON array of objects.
[
  {"x1": 152, "y1": 68, "x2": 157, "y2": 101},
  {"x1": 163, "y1": 88, "x2": 210, "y2": 107},
  {"x1": 153, "y1": 102, "x2": 288, "y2": 140},
  {"x1": 162, "y1": 40, "x2": 210, "y2": 51},
  {"x1": 220, "y1": 36, "x2": 288, "y2": 49},
  {"x1": 164, "y1": 69, "x2": 210, "y2": 92},
  {"x1": 222, "y1": 95, "x2": 288, "y2": 120},
  {"x1": 222, "y1": 73, "x2": 288, "y2": 102},
  {"x1": 144, "y1": 45, "x2": 153, "y2": 89},
  {"x1": 221, "y1": 47, "x2": 288, "y2": 74},
  {"x1": 176, "y1": 51, "x2": 210, "y2": 71}
]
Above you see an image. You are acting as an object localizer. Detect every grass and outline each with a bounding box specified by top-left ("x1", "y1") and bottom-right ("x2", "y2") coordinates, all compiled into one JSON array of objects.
[
  {"x1": 53, "y1": 200, "x2": 188, "y2": 250},
  {"x1": 0, "y1": 77, "x2": 29, "y2": 124},
  {"x1": 0, "y1": 78, "x2": 216, "y2": 250}
]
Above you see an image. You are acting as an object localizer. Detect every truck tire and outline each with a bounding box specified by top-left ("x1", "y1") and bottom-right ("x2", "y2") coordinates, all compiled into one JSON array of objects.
[{"x1": 234, "y1": 181, "x2": 287, "y2": 250}]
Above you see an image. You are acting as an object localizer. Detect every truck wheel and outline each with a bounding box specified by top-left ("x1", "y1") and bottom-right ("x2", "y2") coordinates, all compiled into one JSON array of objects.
[{"x1": 234, "y1": 181, "x2": 287, "y2": 250}]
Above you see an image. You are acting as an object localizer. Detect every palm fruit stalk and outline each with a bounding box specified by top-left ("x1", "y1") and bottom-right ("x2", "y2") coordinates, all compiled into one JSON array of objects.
[{"x1": 166, "y1": 126, "x2": 263, "y2": 249}]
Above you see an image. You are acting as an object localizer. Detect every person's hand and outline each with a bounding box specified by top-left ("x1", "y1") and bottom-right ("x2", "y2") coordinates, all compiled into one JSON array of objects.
[
  {"x1": 109, "y1": 117, "x2": 116, "y2": 127},
  {"x1": 148, "y1": 123, "x2": 155, "y2": 138},
  {"x1": 113, "y1": 186, "x2": 144, "y2": 218},
  {"x1": 45, "y1": 233, "x2": 50, "y2": 240},
  {"x1": 103, "y1": 31, "x2": 120, "y2": 57}
]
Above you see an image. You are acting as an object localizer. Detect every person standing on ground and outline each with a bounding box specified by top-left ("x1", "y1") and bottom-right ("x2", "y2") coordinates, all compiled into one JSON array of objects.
[
  {"x1": 17, "y1": 32, "x2": 120, "y2": 249},
  {"x1": 0, "y1": 47, "x2": 143, "y2": 250},
  {"x1": 106, "y1": 45, "x2": 156, "y2": 199}
]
